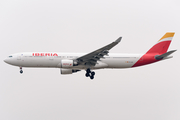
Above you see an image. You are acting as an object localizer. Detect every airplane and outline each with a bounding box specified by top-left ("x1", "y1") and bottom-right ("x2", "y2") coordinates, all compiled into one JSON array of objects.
[{"x1": 4, "y1": 32, "x2": 176, "y2": 79}]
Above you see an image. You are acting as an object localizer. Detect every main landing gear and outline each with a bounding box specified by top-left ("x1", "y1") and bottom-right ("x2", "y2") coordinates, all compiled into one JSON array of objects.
[
  {"x1": 85, "y1": 68, "x2": 95, "y2": 80},
  {"x1": 20, "y1": 67, "x2": 23, "y2": 74}
]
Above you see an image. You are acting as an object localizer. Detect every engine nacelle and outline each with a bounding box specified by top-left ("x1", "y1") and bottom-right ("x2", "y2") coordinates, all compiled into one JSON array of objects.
[
  {"x1": 61, "y1": 59, "x2": 74, "y2": 68},
  {"x1": 60, "y1": 68, "x2": 80, "y2": 74}
]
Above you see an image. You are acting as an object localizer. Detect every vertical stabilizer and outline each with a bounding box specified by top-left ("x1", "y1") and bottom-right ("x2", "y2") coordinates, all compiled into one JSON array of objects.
[
  {"x1": 132, "y1": 32, "x2": 175, "y2": 67},
  {"x1": 146, "y1": 32, "x2": 175, "y2": 54}
]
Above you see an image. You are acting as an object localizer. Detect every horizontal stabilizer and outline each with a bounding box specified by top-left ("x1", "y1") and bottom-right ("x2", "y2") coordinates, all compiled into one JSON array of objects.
[{"x1": 155, "y1": 50, "x2": 177, "y2": 60}]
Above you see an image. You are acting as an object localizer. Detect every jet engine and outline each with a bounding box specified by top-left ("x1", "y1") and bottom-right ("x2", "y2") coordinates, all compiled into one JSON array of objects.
[
  {"x1": 61, "y1": 59, "x2": 78, "y2": 68},
  {"x1": 60, "y1": 68, "x2": 80, "y2": 74}
]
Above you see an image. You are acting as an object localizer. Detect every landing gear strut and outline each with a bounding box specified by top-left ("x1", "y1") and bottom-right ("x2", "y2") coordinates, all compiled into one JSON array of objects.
[
  {"x1": 20, "y1": 67, "x2": 23, "y2": 74},
  {"x1": 85, "y1": 68, "x2": 95, "y2": 80}
]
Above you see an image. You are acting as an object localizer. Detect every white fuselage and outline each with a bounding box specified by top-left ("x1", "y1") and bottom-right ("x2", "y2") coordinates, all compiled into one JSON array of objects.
[
  {"x1": 3, "y1": 33, "x2": 175, "y2": 79},
  {"x1": 4, "y1": 52, "x2": 143, "y2": 70}
]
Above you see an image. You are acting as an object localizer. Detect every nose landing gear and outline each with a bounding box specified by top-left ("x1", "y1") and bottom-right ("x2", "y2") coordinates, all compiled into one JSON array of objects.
[
  {"x1": 85, "y1": 68, "x2": 95, "y2": 80},
  {"x1": 20, "y1": 67, "x2": 23, "y2": 74}
]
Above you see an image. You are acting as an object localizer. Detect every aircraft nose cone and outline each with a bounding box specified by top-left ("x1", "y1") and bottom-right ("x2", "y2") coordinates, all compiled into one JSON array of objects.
[
  {"x1": 4, "y1": 58, "x2": 8, "y2": 63},
  {"x1": 4, "y1": 58, "x2": 11, "y2": 64}
]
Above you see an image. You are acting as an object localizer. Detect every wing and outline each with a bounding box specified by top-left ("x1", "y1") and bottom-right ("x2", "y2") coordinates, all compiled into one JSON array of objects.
[{"x1": 75, "y1": 37, "x2": 122, "y2": 66}]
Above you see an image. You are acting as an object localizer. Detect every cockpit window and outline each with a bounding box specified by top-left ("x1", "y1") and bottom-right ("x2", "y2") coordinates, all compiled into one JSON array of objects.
[{"x1": 9, "y1": 56, "x2": 13, "y2": 57}]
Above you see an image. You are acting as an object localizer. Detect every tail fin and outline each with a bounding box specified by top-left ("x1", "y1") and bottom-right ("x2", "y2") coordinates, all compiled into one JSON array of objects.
[{"x1": 146, "y1": 32, "x2": 175, "y2": 54}]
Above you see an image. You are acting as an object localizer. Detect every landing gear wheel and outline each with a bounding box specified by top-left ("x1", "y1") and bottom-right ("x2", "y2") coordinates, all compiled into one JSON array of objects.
[
  {"x1": 85, "y1": 73, "x2": 90, "y2": 77},
  {"x1": 20, "y1": 70, "x2": 23, "y2": 74},
  {"x1": 90, "y1": 75, "x2": 94, "y2": 80},
  {"x1": 91, "y1": 72, "x2": 95, "y2": 76},
  {"x1": 86, "y1": 68, "x2": 91, "y2": 73},
  {"x1": 85, "y1": 68, "x2": 95, "y2": 80},
  {"x1": 20, "y1": 67, "x2": 23, "y2": 74}
]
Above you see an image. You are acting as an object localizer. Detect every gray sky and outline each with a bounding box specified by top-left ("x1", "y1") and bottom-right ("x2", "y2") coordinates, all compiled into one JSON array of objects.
[{"x1": 0, "y1": 0, "x2": 180, "y2": 120}]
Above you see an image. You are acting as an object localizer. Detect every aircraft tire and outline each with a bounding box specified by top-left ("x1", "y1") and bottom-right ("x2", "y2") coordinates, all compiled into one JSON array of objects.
[
  {"x1": 85, "y1": 73, "x2": 89, "y2": 77},
  {"x1": 91, "y1": 72, "x2": 95, "y2": 75},
  {"x1": 86, "y1": 68, "x2": 91, "y2": 73},
  {"x1": 90, "y1": 76, "x2": 94, "y2": 80}
]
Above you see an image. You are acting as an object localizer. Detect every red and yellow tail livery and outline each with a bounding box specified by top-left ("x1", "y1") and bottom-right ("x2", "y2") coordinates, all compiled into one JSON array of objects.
[
  {"x1": 147, "y1": 32, "x2": 175, "y2": 54},
  {"x1": 132, "y1": 32, "x2": 175, "y2": 67}
]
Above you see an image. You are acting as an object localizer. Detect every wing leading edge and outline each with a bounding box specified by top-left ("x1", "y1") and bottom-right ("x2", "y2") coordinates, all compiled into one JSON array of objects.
[{"x1": 76, "y1": 37, "x2": 122, "y2": 66}]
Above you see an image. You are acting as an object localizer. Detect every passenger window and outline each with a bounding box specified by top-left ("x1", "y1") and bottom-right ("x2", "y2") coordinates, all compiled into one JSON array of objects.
[{"x1": 9, "y1": 56, "x2": 13, "y2": 57}]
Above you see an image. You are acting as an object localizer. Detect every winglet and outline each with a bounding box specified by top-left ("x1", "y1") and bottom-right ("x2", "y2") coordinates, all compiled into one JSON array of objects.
[{"x1": 115, "y1": 37, "x2": 122, "y2": 43}]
